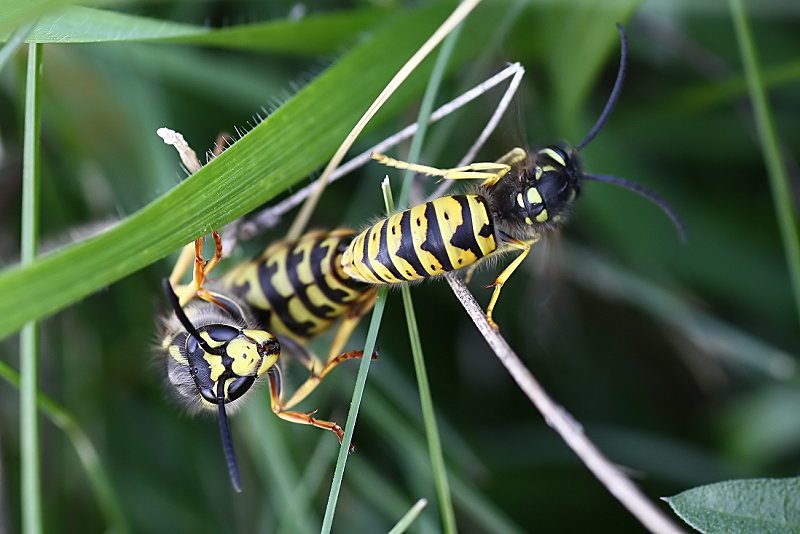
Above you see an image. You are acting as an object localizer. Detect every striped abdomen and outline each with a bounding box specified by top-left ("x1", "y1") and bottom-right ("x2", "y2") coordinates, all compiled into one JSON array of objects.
[
  {"x1": 221, "y1": 229, "x2": 369, "y2": 341},
  {"x1": 341, "y1": 194, "x2": 496, "y2": 284}
]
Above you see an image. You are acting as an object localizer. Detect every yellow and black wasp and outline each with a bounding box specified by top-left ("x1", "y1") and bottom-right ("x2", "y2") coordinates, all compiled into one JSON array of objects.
[
  {"x1": 341, "y1": 24, "x2": 685, "y2": 330},
  {"x1": 159, "y1": 233, "x2": 366, "y2": 491}
]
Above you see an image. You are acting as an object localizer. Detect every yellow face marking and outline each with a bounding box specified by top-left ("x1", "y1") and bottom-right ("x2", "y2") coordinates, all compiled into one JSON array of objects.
[
  {"x1": 540, "y1": 148, "x2": 566, "y2": 166},
  {"x1": 534, "y1": 167, "x2": 543, "y2": 180},
  {"x1": 524, "y1": 217, "x2": 533, "y2": 225},
  {"x1": 526, "y1": 188, "x2": 542, "y2": 205},
  {"x1": 536, "y1": 209, "x2": 549, "y2": 223},
  {"x1": 516, "y1": 193, "x2": 524, "y2": 208},
  {"x1": 242, "y1": 330, "x2": 280, "y2": 376},
  {"x1": 540, "y1": 165, "x2": 556, "y2": 173},
  {"x1": 198, "y1": 332, "x2": 226, "y2": 381},
  {"x1": 226, "y1": 337, "x2": 260, "y2": 376}
]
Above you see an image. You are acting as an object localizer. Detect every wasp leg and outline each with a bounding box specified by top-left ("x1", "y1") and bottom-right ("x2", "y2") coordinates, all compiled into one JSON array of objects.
[
  {"x1": 494, "y1": 147, "x2": 528, "y2": 166},
  {"x1": 169, "y1": 243, "x2": 196, "y2": 285},
  {"x1": 279, "y1": 289, "x2": 378, "y2": 410},
  {"x1": 485, "y1": 238, "x2": 533, "y2": 331},
  {"x1": 268, "y1": 367, "x2": 354, "y2": 451},
  {"x1": 463, "y1": 263, "x2": 483, "y2": 285},
  {"x1": 282, "y1": 349, "x2": 373, "y2": 411},
  {"x1": 371, "y1": 153, "x2": 511, "y2": 186},
  {"x1": 325, "y1": 288, "x2": 378, "y2": 363},
  {"x1": 179, "y1": 231, "x2": 224, "y2": 307}
]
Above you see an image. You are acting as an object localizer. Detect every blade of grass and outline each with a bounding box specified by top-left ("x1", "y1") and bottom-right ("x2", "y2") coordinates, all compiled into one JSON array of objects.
[
  {"x1": 3, "y1": 5, "x2": 384, "y2": 55},
  {"x1": 21, "y1": 41, "x2": 43, "y2": 534},
  {"x1": 394, "y1": 19, "x2": 465, "y2": 533},
  {"x1": 348, "y1": 461, "x2": 439, "y2": 533},
  {"x1": 320, "y1": 178, "x2": 395, "y2": 533},
  {"x1": 388, "y1": 498, "x2": 429, "y2": 534},
  {"x1": 355, "y1": 385, "x2": 525, "y2": 534},
  {"x1": 729, "y1": 0, "x2": 800, "y2": 325},
  {"x1": 398, "y1": 288, "x2": 456, "y2": 531},
  {"x1": 320, "y1": 290, "x2": 389, "y2": 533},
  {"x1": 0, "y1": 2, "x2": 489, "y2": 341},
  {"x1": 0, "y1": 360, "x2": 129, "y2": 533}
]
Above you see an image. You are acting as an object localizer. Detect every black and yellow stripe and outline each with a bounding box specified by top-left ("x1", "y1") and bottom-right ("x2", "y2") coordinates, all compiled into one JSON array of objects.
[
  {"x1": 341, "y1": 194, "x2": 496, "y2": 284},
  {"x1": 222, "y1": 229, "x2": 369, "y2": 341}
]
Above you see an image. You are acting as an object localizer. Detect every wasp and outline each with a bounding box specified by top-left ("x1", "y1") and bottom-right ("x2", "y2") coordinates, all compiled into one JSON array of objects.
[
  {"x1": 159, "y1": 233, "x2": 365, "y2": 492},
  {"x1": 341, "y1": 24, "x2": 685, "y2": 330}
]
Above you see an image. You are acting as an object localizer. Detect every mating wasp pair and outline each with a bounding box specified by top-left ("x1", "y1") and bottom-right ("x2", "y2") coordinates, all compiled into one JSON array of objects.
[{"x1": 158, "y1": 23, "x2": 683, "y2": 491}]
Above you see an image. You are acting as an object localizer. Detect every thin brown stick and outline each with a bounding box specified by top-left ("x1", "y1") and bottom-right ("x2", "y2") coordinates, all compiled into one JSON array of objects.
[{"x1": 444, "y1": 274, "x2": 685, "y2": 534}]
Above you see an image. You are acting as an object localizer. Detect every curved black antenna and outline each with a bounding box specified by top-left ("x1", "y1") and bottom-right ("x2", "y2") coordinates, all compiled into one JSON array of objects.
[
  {"x1": 576, "y1": 23, "x2": 627, "y2": 151},
  {"x1": 217, "y1": 382, "x2": 242, "y2": 493},
  {"x1": 162, "y1": 279, "x2": 224, "y2": 356},
  {"x1": 585, "y1": 174, "x2": 687, "y2": 242}
]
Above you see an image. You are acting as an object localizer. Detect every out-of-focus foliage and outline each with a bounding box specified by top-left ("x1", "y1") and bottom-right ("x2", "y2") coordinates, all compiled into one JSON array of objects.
[{"x1": 0, "y1": 1, "x2": 797, "y2": 532}]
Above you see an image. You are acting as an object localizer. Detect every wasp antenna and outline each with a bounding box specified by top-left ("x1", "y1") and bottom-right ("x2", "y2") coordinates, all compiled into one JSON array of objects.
[
  {"x1": 162, "y1": 279, "x2": 225, "y2": 356},
  {"x1": 217, "y1": 390, "x2": 242, "y2": 493},
  {"x1": 576, "y1": 23, "x2": 627, "y2": 151},
  {"x1": 585, "y1": 174, "x2": 687, "y2": 242}
]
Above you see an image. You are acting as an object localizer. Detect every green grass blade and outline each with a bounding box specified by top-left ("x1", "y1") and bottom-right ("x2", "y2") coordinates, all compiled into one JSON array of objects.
[
  {"x1": 356, "y1": 387, "x2": 525, "y2": 534},
  {"x1": 2, "y1": 5, "x2": 383, "y2": 54},
  {"x1": 729, "y1": 0, "x2": 800, "y2": 324},
  {"x1": 0, "y1": 360, "x2": 129, "y2": 533},
  {"x1": 0, "y1": 3, "x2": 474, "y2": 342},
  {"x1": 321, "y1": 178, "x2": 397, "y2": 532},
  {"x1": 165, "y1": 7, "x2": 386, "y2": 54},
  {"x1": 321, "y1": 286, "x2": 389, "y2": 533},
  {"x1": 388, "y1": 499, "x2": 429, "y2": 534},
  {"x1": 393, "y1": 20, "x2": 463, "y2": 534},
  {"x1": 21, "y1": 41, "x2": 43, "y2": 534},
  {"x1": 399, "y1": 287, "x2": 456, "y2": 532}
]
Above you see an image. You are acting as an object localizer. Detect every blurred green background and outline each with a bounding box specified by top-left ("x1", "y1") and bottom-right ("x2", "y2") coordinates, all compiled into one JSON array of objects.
[{"x1": 0, "y1": 0, "x2": 798, "y2": 532}]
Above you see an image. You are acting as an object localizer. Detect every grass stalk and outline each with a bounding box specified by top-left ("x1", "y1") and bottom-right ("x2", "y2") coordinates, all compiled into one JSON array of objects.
[
  {"x1": 21, "y1": 41, "x2": 43, "y2": 534},
  {"x1": 321, "y1": 179, "x2": 396, "y2": 533},
  {"x1": 390, "y1": 19, "x2": 465, "y2": 534},
  {"x1": 388, "y1": 499, "x2": 429, "y2": 534},
  {"x1": 0, "y1": 361, "x2": 128, "y2": 533},
  {"x1": 729, "y1": 0, "x2": 800, "y2": 324}
]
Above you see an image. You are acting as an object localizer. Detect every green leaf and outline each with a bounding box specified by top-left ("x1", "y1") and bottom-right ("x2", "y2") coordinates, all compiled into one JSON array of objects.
[
  {"x1": 0, "y1": 0, "x2": 116, "y2": 36},
  {"x1": 0, "y1": 2, "x2": 479, "y2": 341},
  {"x1": 2, "y1": 5, "x2": 385, "y2": 54},
  {"x1": 666, "y1": 477, "x2": 800, "y2": 533}
]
